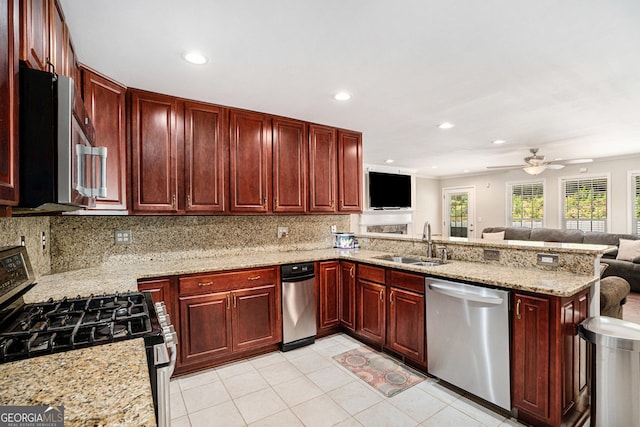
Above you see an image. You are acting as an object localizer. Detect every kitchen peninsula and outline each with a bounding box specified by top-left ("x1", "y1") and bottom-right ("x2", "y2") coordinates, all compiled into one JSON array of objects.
[{"x1": 9, "y1": 235, "x2": 609, "y2": 427}]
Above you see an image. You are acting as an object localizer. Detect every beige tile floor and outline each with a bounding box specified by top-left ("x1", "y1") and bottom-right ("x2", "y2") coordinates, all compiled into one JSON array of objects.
[{"x1": 169, "y1": 334, "x2": 527, "y2": 427}]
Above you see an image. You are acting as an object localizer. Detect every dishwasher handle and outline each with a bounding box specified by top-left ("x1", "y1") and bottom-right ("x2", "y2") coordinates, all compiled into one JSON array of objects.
[{"x1": 427, "y1": 282, "x2": 505, "y2": 305}]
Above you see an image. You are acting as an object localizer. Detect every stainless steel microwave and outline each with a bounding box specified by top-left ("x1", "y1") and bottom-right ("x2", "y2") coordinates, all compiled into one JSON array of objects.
[{"x1": 18, "y1": 65, "x2": 107, "y2": 212}]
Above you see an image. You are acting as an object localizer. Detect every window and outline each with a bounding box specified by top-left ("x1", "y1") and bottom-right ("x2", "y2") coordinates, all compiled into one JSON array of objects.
[
  {"x1": 562, "y1": 176, "x2": 608, "y2": 232},
  {"x1": 633, "y1": 173, "x2": 640, "y2": 235},
  {"x1": 508, "y1": 181, "x2": 544, "y2": 228}
]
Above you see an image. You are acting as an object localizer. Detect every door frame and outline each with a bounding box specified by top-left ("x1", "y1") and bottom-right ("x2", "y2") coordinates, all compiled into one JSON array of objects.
[{"x1": 442, "y1": 186, "x2": 476, "y2": 238}]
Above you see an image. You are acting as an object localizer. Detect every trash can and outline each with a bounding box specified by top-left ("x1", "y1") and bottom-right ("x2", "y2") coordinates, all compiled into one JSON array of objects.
[{"x1": 578, "y1": 316, "x2": 640, "y2": 427}]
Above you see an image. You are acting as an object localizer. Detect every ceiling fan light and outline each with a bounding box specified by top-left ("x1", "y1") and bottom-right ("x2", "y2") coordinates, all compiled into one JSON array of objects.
[{"x1": 523, "y1": 165, "x2": 547, "y2": 175}]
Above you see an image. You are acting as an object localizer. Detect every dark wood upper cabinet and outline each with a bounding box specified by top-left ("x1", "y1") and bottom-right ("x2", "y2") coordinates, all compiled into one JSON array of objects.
[
  {"x1": 229, "y1": 109, "x2": 271, "y2": 213},
  {"x1": 308, "y1": 124, "x2": 337, "y2": 212},
  {"x1": 129, "y1": 89, "x2": 180, "y2": 213},
  {"x1": 48, "y1": 0, "x2": 64, "y2": 75},
  {"x1": 0, "y1": 0, "x2": 19, "y2": 206},
  {"x1": 184, "y1": 101, "x2": 227, "y2": 213},
  {"x1": 272, "y1": 117, "x2": 307, "y2": 213},
  {"x1": 66, "y1": 36, "x2": 80, "y2": 93},
  {"x1": 337, "y1": 130, "x2": 363, "y2": 212},
  {"x1": 20, "y1": 0, "x2": 49, "y2": 71},
  {"x1": 82, "y1": 67, "x2": 127, "y2": 210}
]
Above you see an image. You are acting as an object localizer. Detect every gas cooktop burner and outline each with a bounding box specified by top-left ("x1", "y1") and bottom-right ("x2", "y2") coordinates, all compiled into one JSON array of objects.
[{"x1": 0, "y1": 292, "x2": 154, "y2": 363}]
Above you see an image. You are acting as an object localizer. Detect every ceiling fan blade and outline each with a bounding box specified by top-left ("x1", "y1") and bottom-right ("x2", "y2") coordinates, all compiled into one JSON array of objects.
[
  {"x1": 546, "y1": 164, "x2": 565, "y2": 170},
  {"x1": 560, "y1": 158, "x2": 593, "y2": 165},
  {"x1": 486, "y1": 164, "x2": 524, "y2": 170}
]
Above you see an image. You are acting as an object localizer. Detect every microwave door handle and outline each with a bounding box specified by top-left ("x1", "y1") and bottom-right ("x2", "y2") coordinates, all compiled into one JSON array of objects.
[
  {"x1": 91, "y1": 146, "x2": 108, "y2": 198},
  {"x1": 75, "y1": 144, "x2": 89, "y2": 196}
]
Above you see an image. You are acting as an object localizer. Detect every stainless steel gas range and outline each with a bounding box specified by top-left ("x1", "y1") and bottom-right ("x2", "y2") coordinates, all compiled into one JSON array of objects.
[{"x1": 0, "y1": 246, "x2": 177, "y2": 427}]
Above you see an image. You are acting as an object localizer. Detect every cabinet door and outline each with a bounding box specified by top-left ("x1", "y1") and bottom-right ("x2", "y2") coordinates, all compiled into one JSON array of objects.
[
  {"x1": 130, "y1": 90, "x2": 180, "y2": 213},
  {"x1": 138, "y1": 278, "x2": 172, "y2": 317},
  {"x1": 308, "y1": 124, "x2": 337, "y2": 212},
  {"x1": 48, "y1": 0, "x2": 65, "y2": 75},
  {"x1": 19, "y1": 0, "x2": 48, "y2": 71},
  {"x1": 337, "y1": 130, "x2": 363, "y2": 212},
  {"x1": 229, "y1": 110, "x2": 271, "y2": 213},
  {"x1": 339, "y1": 261, "x2": 356, "y2": 331},
  {"x1": 357, "y1": 279, "x2": 385, "y2": 345},
  {"x1": 232, "y1": 284, "x2": 280, "y2": 352},
  {"x1": 179, "y1": 292, "x2": 232, "y2": 366},
  {"x1": 512, "y1": 293, "x2": 550, "y2": 421},
  {"x1": 272, "y1": 117, "x2": 307, "y2": 213},
  {"x1": 318, "y1": 261, "x2": 340, "y2": 331},
  {"x1": 184, "y1": 101, "x2": 226, "y2": 213},
  {"x1": 66, "y1": 36, "x2": 80, "y2": 94},
  {"x1": 83, "y1": 68, "x2": 127, "y2": 210},
  {"x1": 0, "y1": 0, "x2": 19, "y2": 206},
  {"x1": 387, "y1": 287, "x2": 425, "y2": 363}
]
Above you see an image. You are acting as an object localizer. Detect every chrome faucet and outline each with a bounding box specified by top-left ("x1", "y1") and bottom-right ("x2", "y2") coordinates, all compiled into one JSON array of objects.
[{"x1": 423, "y1": 221, "x2": 433, "y2": 258}]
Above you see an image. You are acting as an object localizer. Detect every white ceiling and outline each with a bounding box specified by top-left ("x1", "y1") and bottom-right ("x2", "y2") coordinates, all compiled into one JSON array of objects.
[{"x1": 59, "y1": 0, "x2": 640, "y2": 177}]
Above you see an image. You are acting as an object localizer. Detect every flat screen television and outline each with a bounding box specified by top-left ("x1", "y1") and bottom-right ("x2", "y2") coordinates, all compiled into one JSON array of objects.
[{"x1": 368, "y1": 172, "x2": 411, "y2": 209}]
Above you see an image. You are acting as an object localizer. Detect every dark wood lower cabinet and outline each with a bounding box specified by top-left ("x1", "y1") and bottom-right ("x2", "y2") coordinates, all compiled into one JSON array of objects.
[
  {"x1": 356, "y1": 279, "x2": 385, "y2": 346},
  {"x1": 174, "y1": 267, "x2": 280, "y2": 374},
  {"x1": 232, "y1": 284, "x2": 280, "y2": 351},
  {"x1": 137, "y1": 277, "x2": 173, "y2": 317},
  {"x1": 512, "y1": 289, "x2": 590, "y2": 427},
  {"x1": 179, "y1": 292, "x2": 233, "y2": 366},
  {"x1": 387, "y1": 286, "x2": 425, "y2": 364},
  {"x1": 339, "y1": 261, "x2": 356, "y2": 331},
  {"x1": 318, "y1": 261, "x2": 340, "y2": 335}
]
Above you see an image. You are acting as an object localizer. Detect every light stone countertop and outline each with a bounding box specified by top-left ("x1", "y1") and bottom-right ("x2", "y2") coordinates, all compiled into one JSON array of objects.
[
  {"x1": 25, "y1": 248, "x2": 598, "y2": 302},
  {"x1": 0, "y1": 339, "x2": 156, "y2": 427}
]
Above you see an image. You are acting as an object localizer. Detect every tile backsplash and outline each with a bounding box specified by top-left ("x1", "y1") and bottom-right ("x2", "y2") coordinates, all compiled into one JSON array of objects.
[{"x1": 50, "y1": 215, "x2": 350, "y2": 272}]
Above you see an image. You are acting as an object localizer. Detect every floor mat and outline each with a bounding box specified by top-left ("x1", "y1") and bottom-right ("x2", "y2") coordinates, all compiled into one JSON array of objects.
[{"x1": 333, "y1": 346, "x2": 425, "y2": 397}]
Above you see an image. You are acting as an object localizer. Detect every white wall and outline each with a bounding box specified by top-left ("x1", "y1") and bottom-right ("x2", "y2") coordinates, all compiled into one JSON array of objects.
[
  {"x1": 417, "y1": 154, "x2": 640, "y2": 235},
  {"x1": 413, "y1": 177, "x2": 442, "y2": 236}
]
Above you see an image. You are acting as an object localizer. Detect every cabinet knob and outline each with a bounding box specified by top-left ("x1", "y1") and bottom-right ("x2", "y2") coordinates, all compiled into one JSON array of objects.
[
  {"x1": 198, "y1": 281, "x2": 213, "y2": 287},
  {"x1": 226, "y1": 294, "x2": 230, "y2": 309},
  {"x1": 172, "y1": 194, "x2": 177, "y2": 210},
  {"x1": 379, "y1": 289, "x2": 384, "y2": 302},
  {"x1": 247, "y1": 275, "x2": 261, "y2": 281},
  {"x1": 516, "y1": 298, "x2": 522, "y2": 319},
  {"x1": 186, "y1": 194, "x2": 191, "y2": 209},
  {"x1": 350, "y1": 266, "x2": 355, "y2": 278},
  {"x1": 233, "y1": 293, "x2": 237, "y2": 308},
  {"x1": 390, "y1": 290, "x2": 394, "y2": 304}
]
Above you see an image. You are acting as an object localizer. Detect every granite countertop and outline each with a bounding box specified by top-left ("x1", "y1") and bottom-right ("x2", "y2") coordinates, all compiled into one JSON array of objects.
[
  {"x1": 0, "y1": 339, "x2": 156, "y2": 427},
  {"x1": 25, "y1": 248, "x2": 598, "y2": 302}
]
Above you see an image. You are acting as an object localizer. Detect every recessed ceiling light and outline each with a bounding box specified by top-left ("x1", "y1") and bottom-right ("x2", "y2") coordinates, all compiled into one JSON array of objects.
[
  {"x1": 385, "y1": 159, "x2": 394, "y2": 163},
  {"x1": 432, "y1": 165, "x2": 438, "y2": 169},
  {"x1": 492, "y1": 140, "x2": 506, "y2": 144},
  {"x1": 334, "y1": 92, "x2": 351, "y2": 101},
  {"x1": 438, "y1": 122, "x2": 454, "y2": 129},
  {"x1": 183, "y1": 51, "x2": 208, "y2": 65},
  {"x1": 463, "y1": 169, "x2": 470, "y2": 173}
]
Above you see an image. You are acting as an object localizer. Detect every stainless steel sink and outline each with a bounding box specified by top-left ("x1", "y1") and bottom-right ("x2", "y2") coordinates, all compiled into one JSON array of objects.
[
  {"x1": 411, "y1": 260, "x2": 445, "y2": 267},
  {"x1": 374, "y1": 255, "x2": 446, "y2": 266},
  {"x1": 374, "y1": 255, "x2": 424, "y2": 264}
]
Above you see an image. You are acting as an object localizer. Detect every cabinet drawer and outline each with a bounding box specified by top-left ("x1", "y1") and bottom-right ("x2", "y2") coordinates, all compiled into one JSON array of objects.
[
  {"x1": 358, "y1": 264, "x2": 385, "y2": 284},
  {"x1": 179, "y1": 267, "x2": 278, "y2": 295},
  {"x1": 386, "y1": 270, "x2": 425, "y2": 294}
]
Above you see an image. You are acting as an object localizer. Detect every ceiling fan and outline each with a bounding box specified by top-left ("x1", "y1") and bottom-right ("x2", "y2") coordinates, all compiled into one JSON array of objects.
[{"x1": 487, "y1": 148, "x2": 593, "y2": 175}]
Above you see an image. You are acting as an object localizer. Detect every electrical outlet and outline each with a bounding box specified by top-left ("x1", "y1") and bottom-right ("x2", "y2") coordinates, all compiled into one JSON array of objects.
[
  {"x1": 19, "y1": 236, "x2": 25, "y2": 247},
  {"x1": 330, "y1": 225, "x2": 337, "y2": 233},
  {"x1": 41, "y1": 232, "x2": 46, "y2": 251},
  {"x1": 537, "y1": 253, "x2": 559, "y2": 266},
  {"x1": 115, "y1": 230, "x2": 132, "y2": 245},
  {"x1": 277, "y1": 227, "x2": 289, "y2": 239}
]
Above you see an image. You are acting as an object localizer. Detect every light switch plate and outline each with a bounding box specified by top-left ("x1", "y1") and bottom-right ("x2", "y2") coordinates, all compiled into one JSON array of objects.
[{"x1": 115, "y1": 230, "x2": 132, "y2": 245}]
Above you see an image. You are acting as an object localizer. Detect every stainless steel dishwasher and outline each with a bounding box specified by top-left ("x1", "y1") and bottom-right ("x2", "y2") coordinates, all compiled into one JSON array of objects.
[
  {"x1": 281, "y1": 262, "x2": 316, "y2": 351},
  {"x1": 425, "y1": 278, "x2": 511, "y2": 411}
]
